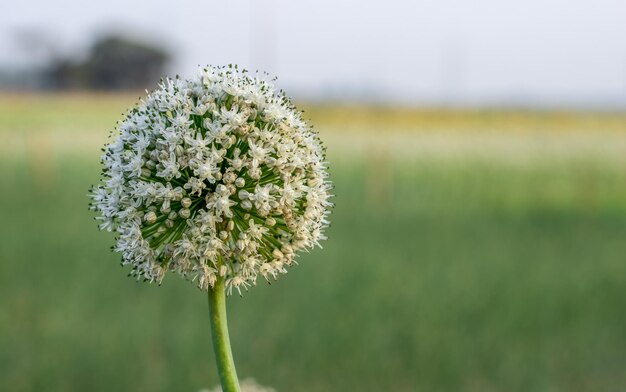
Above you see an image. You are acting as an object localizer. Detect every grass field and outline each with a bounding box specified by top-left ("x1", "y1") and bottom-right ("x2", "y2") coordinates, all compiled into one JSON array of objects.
[{"x1": 1, "y1": 94, "x2": 625, "y2": 391}]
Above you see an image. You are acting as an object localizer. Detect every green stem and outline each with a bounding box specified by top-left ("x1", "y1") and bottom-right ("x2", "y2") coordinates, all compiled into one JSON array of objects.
[{"x1": 208, "y1": 278, "x2": 241, "y2": 392}]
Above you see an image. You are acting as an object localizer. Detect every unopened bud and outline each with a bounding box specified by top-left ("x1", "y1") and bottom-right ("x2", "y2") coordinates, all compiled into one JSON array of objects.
[
  {"x1": 281, "y1": 245, "x2": 294, "y2": 256},
  {"x1": 144, "y1": 211, "x2": 157, "y2": 224},
  {"x1": 249, "y1": 167, "x2": 261, "y2": 180},
  {"x1": 223, "y1": 171, "x2": 236, "y2": 184},
  {"x1": 178, "y1": 208, "x2": 191, "y2": 219},
  {"x1": 219, "y1": 265, "x2": 228, "y2": 277}
]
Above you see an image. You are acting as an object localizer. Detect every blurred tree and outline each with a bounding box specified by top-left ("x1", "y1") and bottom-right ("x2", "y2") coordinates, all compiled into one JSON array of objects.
[{"x1": 46, "y1": 34, "x2": 170, "y2": 90}]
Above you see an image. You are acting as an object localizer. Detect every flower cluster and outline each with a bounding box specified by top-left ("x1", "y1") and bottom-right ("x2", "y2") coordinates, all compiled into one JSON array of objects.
[{"x1": 91, "y1": 65, "x2": 332, "y2": 295}]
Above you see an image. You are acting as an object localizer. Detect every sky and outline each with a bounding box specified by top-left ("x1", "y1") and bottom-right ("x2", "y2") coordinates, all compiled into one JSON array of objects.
[{"x1": 2, "y1": 0, "x2": 626, "y2": 107}]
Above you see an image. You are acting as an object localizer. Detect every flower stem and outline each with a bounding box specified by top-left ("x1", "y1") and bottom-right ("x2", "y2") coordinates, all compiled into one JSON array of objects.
[{"x1": 208, "y1": 278, "x2": 241, "y2": 392}]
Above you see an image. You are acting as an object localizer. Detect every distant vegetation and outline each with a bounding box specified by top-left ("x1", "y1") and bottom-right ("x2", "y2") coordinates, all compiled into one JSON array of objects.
[
  {"x1": 0, "y1": 34, "x2": 170, "y2": 91},
  {"x1": 44, "y1": 35, "x2": 170, "y2": 90}
]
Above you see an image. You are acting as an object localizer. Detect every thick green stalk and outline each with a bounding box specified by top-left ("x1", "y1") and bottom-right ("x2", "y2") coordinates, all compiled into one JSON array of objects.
[{"x1": 208, "y1": 278, "x2": 241, "y2": 392}]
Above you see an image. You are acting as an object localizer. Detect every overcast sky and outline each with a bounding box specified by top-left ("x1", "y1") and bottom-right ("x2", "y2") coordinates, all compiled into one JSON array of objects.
[{"x1": 3, "y1": 0, "x2": 626, "y2": 106}]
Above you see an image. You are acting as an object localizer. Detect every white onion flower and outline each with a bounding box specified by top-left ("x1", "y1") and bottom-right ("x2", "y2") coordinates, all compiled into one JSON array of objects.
[{"x1": 90, "y1": 65, "x2": 332, "y2": 296}]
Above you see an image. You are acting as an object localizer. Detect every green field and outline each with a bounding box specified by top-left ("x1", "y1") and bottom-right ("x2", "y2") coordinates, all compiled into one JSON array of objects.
[{"x1": 1, "y1": 94, "x2": 625, "y2": 391}]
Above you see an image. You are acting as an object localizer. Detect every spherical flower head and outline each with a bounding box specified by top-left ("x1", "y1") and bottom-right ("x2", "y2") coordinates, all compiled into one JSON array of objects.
[{"x1": 90, "y1": 65, "x2": 332, "y2": 295}]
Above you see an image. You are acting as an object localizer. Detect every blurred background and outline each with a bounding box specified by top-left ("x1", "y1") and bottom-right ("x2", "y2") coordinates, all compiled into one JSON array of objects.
[{"x1": 1, "y1": 1, "x2": 626, "y2": 391}]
